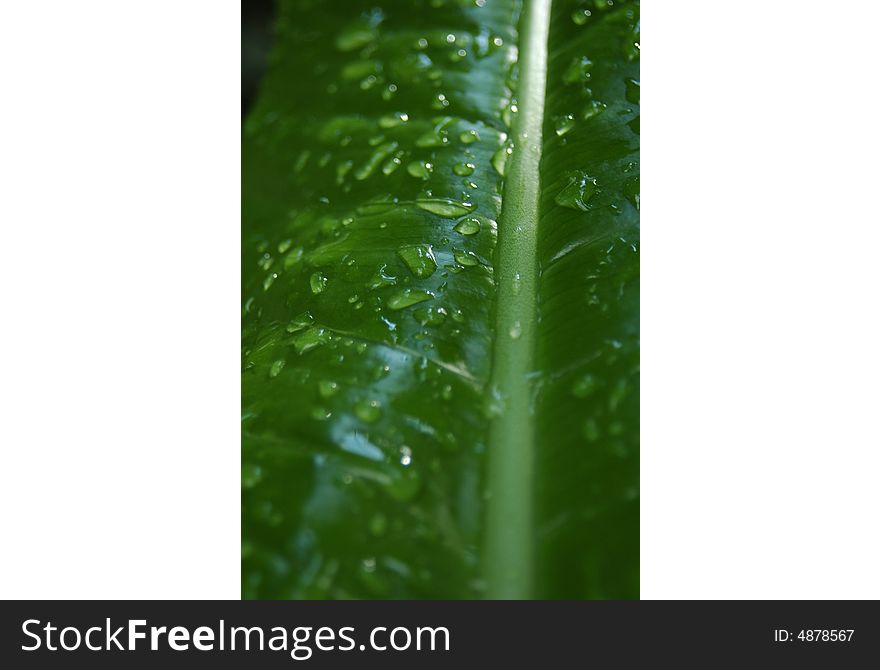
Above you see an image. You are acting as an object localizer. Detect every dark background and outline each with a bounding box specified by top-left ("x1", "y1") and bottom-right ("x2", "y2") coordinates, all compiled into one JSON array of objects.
[{"x1": 242, "y1": 0, "x2": 276, "y2": 116}]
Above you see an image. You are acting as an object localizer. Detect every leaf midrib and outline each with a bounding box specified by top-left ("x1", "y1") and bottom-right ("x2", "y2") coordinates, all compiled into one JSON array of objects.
[{"x1": 484, "y1": 0, "x2": 552, "y2": 599}]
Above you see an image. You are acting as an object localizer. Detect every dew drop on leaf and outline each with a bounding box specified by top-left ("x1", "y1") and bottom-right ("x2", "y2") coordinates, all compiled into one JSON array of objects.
[
  {"x1": 311, "y1": 406, "x2": 331, "y2": 421},
  {"x1": 397, "y1": 244, "x2": 437, "y2": 278},
  {"x1": 453, "y1": 249, "x2": 480, "y2": 266},
  {"x1": 413, "y1": 305, "x2": 447, "y2": 326},
  {"x1": 509, "y1": 321, "x2": 522, "y2": 339},
  {"x1": 381, "y1": 152, "x2": 404, "y2": 175},
  {"x1": 453, "y1": 162, "x2": 476, "y2": 176},
  {"x1": 387, "y1": 288, "x2": 434, "y2": 310},
  {"x1": 554, "y1": 114, "x2": 575, "y2": 136},
  {"x1": 293, "y1": 327, "x2": 329, "y2": 355},
  {"x1": 355, "y1": 142, "x2": 398, "y2": 180},
  {"x1": 367, "y1": 264, "x2": 398, "y2": 290},
  {"x1": 407, "y1": 160, "x2": 434, "y2": 179},
  {"x1": 563, "y1": 55, "x2": 594, "y2": 84},
  {"x1": 555, "y1": 171, "x2": 598, "y2": 211},
  {"x1": 268, "y1": 359, "x2": 286, "y2": 378},
  {"x1": 318, "y1": 380, "x2": 340, "y2": 398},
  {"x1": 582, "y1": 100, "x2": 607, "y2": 120},
  {"x1": 286, "y1": 311, "x2": 315, "y2": 333},
  {"x1": 310, "y1": 272, "x2": 328, "y2": 294},
  {"x1": 399, "y1": 446, "x2": 413, "y2": 466},
  {"x1": 415, "y1": 130, "x2": 447, "y2": 148},
  {"x1": 454, "y1": 217, "x2": 481, "y2": 235},
  {"x1": 354, "y1": 398, "x2": 382, "y2": 423},
  {"x1": 415, "y1": 197, "x2": 476, "y2": 218},
  {"x1": 512, "y1": 271, "x2": 522, "y2": 295},
  {"x1": 491, "y1": 144, "x2": 512, "y2": 176},
  {"x1": 378, "y1": 112, "x2": 409, "y2": 128},
  {"x1": 572, "y1": 9, "x2": 591, "y2": 25}
]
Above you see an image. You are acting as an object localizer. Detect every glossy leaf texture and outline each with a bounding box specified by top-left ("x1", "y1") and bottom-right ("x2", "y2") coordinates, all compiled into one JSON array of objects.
[
  {"x1": 242, "y1": 0, "x2": 639, "y2": 599},
  {"x1": 534, "y1": 0, "x2": 639, "y2": 598}
]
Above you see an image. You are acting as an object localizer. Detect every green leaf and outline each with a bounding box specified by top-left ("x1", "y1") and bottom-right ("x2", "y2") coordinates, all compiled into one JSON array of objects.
[{"x1": 242, "y1": 0, "x2": 639, "y2": 599}]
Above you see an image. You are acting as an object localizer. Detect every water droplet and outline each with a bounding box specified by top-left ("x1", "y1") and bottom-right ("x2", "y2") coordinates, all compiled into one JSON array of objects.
[
  {"x1": 268, "y1": 359, "x2": 285, "y2": 378},
  {"x1": 399, "y1": 446, "x2": 412, "y2": 466},
  {"x1": 310, "y1": 272, "x2": 328, "y2": 294},
  {"x1": 277, "y1": 239, "x2": 293, "y2": 254},
  {"x1": 554, "y1": 114, "x2": 575, "y2": 136},
  {"x1": 293, "y1": 327, "x2": 329, "y2": 355},
  {"x1": 572, "y1": 8, "x2": 592, "y2": 25},
  {"x1": 257, "y1": 253, "x2": 273, "y2": 271},
  {"x1": 382, "y1": 151, "x2": 404, "y2": 175},
  {"x1": 387, "y1": 288, "x2": 434, "y2": 310},
  {"x1": 459, "y1": 129, "x2": 480, "y2": 144},
  {"x1": 453, "y1": 249, "x2": 480, "y2": 266},
  {"x1": 355, "y1": 142, "x2": 398, "y2": 180},
  {"x1": 263, "y1": 273, "x2": 277, "y2": 291},
  {"x1": 378, "y1": 112, "x2": 409, "y2": 128},
  {"x1": 512, "y1": 271, "x2": 522, "y2": 295},
  {"x1": 312, "y1": 406, "x2": 331, "y2": 421},
  {"x1": 397, "y1": 244, "x2": 437, "y2": 278},
  {"x1": 413, "y1": 305, "x2": 447, "y2": 326},
  {"x1": 318, "y1": 380, "x2": 340, "y2": 398},
  {"x1": 449, "y1": 48, "x2": 467, "y2": 62},
  {"x1": 509, "y1": 321, "x2": 522, "y2": 339},
  {"x1": 354, "y1": 398, "x2": 382, "y2": 423},
  {"x1": 432, "y1": 93, "x2": 450, "y2": 110},
  {"x1": 555, "y1": 171, "x2": 598, "y2": 211},
  {"x1": 415, "y1": 197, "x2": 476, "y2": 218},
  {"x1": 360, "y1": 74, "x2": 380, "y2": 91},
  {"x1": 454, "y1": 217, "x2": 481, "y2": 235},
  {"x1": 502, "y1": 102, "x2": 518, "y2": 128},
  {"x1": 582, "y1": 100, "x2": 607, "y2": 120},
  {"x1": 407, "y1": 160, "x2": 434, "y2": 179},
  {"x1": 453, "y1": 162, "x2": 475, "y2": 176},
  {"x1": 286, "y1": 311, "x2": 314, "y2": 333},
  {"x1": 367, "y1": 264, "x2": 398, "y2": 290},
  {"x1": 491, "y1": 144, "x2": 512, "y2": 176},
  {"x1": 415, "y1": 130, "x2": 447, "y2": 148}
]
